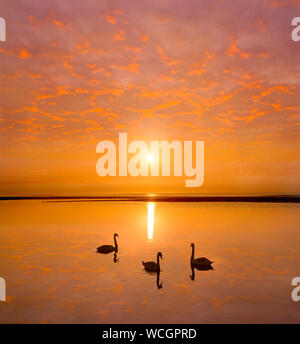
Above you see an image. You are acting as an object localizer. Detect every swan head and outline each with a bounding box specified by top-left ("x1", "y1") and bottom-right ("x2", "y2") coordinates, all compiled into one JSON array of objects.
[
  {"x1": 114, "y1": 233, "x2": 119, "y2": 238},
  {"x1": 157, "y1": 252, "x2": 163, "y2": 260},
  {"x1": 190, "y1": 243, "x2": 195, "y2": 248}
]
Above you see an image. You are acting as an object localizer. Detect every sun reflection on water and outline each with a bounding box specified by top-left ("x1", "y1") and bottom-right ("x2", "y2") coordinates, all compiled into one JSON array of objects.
[{"x1": 147, "y1": 202, "x2": 155, "y2": 241}]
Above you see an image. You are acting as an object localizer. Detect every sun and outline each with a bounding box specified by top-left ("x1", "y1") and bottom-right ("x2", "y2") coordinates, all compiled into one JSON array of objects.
[{"x1": 147, "y1": 154, "x2": 154, "y2": 163}]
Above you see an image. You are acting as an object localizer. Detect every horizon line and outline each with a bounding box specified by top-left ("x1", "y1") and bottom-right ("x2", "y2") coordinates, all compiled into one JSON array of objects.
[{"x1": 0, "y1": 194, "x2": 300, "y2": 203}]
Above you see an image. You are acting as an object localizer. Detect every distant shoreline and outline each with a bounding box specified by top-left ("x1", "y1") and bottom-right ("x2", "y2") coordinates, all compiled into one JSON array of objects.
[{"x1": 0, "y1": 195, "x2": 300, "y2": 203}]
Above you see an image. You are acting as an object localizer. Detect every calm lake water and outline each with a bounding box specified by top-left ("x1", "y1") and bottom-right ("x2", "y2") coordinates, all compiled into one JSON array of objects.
[{"x1": 0, "y1": 200, "x2": 300, "y2": 323}]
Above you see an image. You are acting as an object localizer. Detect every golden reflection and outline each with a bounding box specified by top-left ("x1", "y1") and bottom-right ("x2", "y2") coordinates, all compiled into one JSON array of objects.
[{"x1": 147, "y1": 202, "x2": 155, "y2": 241}]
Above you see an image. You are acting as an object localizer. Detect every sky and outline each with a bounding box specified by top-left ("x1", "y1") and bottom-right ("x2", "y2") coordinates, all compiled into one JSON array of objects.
[{"x1": 0, "y1": 0, "x2": 299, "y2": 196}]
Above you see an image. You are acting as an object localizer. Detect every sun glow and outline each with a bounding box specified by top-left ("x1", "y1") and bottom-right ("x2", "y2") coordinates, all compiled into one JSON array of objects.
[{"x1": 147, "y1": 153, "x2": 154, "y2": 163}]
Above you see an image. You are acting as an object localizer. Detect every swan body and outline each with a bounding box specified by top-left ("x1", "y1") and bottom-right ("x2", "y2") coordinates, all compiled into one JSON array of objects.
[
  {"x1": 142, "y1": 252, "x2": 162, "y2": 272},
  {"x1": 97, "y1": 233, "x2": 118, "y2": 254},
  {"x1": 190, "y1": 243, "x2": 213, "y2": 268},
  {"x1": 193, "y1": 257, "x2": 213, "y2": 266}
]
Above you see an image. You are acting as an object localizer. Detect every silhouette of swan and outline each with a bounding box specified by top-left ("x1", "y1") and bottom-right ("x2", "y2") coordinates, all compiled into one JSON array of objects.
[
  {"x1": 190, "y1": 263, "x2": 213, "y2": 280},
  {"x1": 190, "y1": 243, "x2": 213, "y2": 268},
  {"x1": 142, "y1": 252, "x2": 163, "y2": 272},
  {"x1": 97, "y1": 233, "x2": 119, "y2": 254}
]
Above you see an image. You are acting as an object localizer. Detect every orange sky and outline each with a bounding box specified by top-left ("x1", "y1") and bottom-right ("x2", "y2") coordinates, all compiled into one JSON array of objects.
[{"x1": 0, "y1": 0, "x2": 299, "y2": 196}]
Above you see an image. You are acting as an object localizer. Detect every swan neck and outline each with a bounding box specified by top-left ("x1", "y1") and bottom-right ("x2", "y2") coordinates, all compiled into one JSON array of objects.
[
  {"x1": 114, "y1": 235, "x2": 118, "y2": 249},
  {"x1": 157, "y1": 254, "x2": 161, "y2": 270},
  {"x1": 191, "y1": 245, "x2": 195, "y2": 261}
]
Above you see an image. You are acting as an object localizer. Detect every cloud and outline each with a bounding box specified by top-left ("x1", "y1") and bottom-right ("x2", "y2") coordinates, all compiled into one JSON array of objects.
[{"x1": 0, "y1": 0, "x2": 299, "y2": 195}]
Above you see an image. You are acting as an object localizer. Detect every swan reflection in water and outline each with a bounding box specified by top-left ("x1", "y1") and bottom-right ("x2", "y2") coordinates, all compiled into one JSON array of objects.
[
  {"x1": 113, "y1": 253, "x2": 119, "y2": 263},
  {"x1": 190, "y1": 263, "x2": 214, "y2": 281},
  {"x1": 156, "y1": 271, "x2": 163, "y2": 289},
  {"x1": 143, "y1": 268, "x2": 163, "y2": 289}
]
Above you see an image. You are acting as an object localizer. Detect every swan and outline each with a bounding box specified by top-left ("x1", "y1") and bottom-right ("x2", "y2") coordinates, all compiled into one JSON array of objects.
[
  {"x1": 97, "y1": 233, "x2": 119, "y2": 254},
  {"x1": 142, "y1": 252, "x2": 163, "y2": 272},
  {"x1": 190, "y1": 243, "x2": 213, "y2": 268}
]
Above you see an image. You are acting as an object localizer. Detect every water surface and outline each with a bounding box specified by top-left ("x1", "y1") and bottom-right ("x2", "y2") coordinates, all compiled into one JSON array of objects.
[{"x1": 0, "y1": 200, "x2": 299, "y2": 323}]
